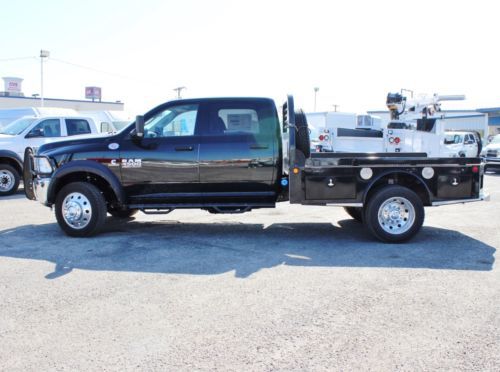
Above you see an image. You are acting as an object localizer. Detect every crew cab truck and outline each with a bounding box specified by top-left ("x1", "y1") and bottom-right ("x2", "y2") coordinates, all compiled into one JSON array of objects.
[
  {"x1": 0, "y1": 115, "x2": 99, "y2": 196},
  {"x1": 24, "y1": 96, "x2": 488, "y2": 242}
]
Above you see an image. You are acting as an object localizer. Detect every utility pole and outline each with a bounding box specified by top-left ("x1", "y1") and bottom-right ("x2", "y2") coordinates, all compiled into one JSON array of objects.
[
  {"x1": 313, "y1": 87, "x2": 319, "y2": 112},
  {"x1": 40, "y1": 49, "x2": 50, "y2": 107},
  {"x1": 332, "y1": 104, "x2": 339, "y2": 112},
  {"x1": 173, "y1": 86, "x2": 186, "y2": 99}
]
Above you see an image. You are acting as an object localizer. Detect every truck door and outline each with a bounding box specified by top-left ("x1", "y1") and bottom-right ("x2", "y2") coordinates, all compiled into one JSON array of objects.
[
  {"x1": 198, "y1": 99, "x2": 278, "y2": 197},
  {"x1": 118, "y1": 103, "x2": 201, "y2": 201},
  {"x1": 464, "y1": 134, "x2": 478, "y2": 157}
]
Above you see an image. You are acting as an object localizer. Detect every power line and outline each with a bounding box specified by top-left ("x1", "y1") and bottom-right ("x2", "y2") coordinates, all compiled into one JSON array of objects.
[
  {"x1": 0, "y1": 56, "x2": 37, "y2": 62},
  {"x1": 49, "y1": 57, "x2": 162, "y2": 87},
  {"x1": 1, "y1": 54, "x2": 163, "y2": 89},
  {"x1": 49, "y1": 57, "x2": 135, "y2": 80}
]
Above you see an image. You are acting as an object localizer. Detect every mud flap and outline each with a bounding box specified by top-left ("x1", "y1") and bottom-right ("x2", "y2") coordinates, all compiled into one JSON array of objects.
[{"x1": 23, "y1": 147, "x2": 36, "y2": 200}]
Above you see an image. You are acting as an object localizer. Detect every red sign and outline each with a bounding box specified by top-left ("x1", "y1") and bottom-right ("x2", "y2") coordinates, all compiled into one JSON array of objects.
[{"x1": 85, "y1": 86, "x2": 101, "y2": 100}]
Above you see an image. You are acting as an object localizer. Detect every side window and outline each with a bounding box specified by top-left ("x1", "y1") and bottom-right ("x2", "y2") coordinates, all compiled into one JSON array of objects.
[
  {"x1": 204, "y1": 101, "x2": 278, "y2": 140},
  {"x1": 66, "y1": 119, "x2": 91, "y2": 136},
  {"x1": 27, "y1": 119, "x2": 61, "y2": 138},
  {"x1": 212, "y1": 109, "x2": 260, "y2": 135},
  {"x1": 144, "y1": 104, "x2": 198, "y2": 138}
]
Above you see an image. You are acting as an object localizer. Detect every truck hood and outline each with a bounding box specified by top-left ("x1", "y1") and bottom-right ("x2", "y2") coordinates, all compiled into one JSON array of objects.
[
  {"x1": 0, "y1": 133, "x2": 15, "y2": 139},
  {"x1": 0, "y1": 137, "x2": 16, "y2": 152},
  {"x1": 38, "y1": 133, "x2": 118, "y2": 157},
  {"x1": 484, "y1": 143, "x2": 500, "y2": 151}
]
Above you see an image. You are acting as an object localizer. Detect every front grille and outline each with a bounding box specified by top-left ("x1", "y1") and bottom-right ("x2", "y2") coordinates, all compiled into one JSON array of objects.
[{"x1": 487, "y1": 149, "x2": 498, "y2": 157}]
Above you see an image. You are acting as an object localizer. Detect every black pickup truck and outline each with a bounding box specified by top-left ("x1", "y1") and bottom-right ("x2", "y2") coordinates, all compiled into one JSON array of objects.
[{"x1": 24, "y1": 96, "x2": 488, "y2": 242}]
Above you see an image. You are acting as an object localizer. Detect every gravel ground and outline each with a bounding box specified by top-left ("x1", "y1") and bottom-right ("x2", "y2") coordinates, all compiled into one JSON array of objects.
[{"x1": 0, "y1": 174, "x2": 499, "y2": 371}]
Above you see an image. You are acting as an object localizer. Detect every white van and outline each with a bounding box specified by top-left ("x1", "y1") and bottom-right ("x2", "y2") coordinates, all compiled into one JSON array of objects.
[{"x1": 78, "y1": 110, "x2": 131, "y2": 133}]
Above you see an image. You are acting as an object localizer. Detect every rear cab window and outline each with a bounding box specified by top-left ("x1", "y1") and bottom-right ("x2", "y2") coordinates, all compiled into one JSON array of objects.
[
  {"x1": 66, "y1": 119, "x2": 92, "y2": 136},
  {"x1": 203, "y1": 99, "x2": 279, "y2": 141}
]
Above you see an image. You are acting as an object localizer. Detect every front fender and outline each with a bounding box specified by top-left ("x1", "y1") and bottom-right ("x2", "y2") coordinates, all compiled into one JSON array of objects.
[
  {"x1": 47, "y1": 160, "x2": 126, "y2": 205},
  {"x1": 0, "y1": 149, "x2": 23, "y2": 170}
]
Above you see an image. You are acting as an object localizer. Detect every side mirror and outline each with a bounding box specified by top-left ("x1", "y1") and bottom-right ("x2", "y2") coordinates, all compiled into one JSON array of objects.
[
  {"x1": 135, "y1": 115, "x2": 145, "y2": 138},
  {"x1": 26, "y1": 128, "x2": 44, "y2": 138}
]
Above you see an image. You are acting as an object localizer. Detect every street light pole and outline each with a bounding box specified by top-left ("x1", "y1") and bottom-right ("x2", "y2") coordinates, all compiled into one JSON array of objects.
[
  {"x1": 39, "y1": 50, "x2": 50, "y2": 107},
  {"x1": 314, "y1": 87, "x2": 319, "y2": 112}
]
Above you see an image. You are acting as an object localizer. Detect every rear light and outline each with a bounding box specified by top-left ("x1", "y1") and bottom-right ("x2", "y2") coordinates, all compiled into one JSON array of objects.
[
  {"x1": 319, "y1": 135, "x2": 325, "y2": 141},
  {"x1": 394, "y1": 137, "x2": 401, "y2": 144},
  {"x1": 472, "y1": 166, "x2": 479, "y2": 173}
]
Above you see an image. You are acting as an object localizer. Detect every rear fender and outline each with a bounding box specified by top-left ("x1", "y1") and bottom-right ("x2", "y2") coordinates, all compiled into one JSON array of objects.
[{"x1": 363, "y1": 170, "x2": 432, "y2": 205}]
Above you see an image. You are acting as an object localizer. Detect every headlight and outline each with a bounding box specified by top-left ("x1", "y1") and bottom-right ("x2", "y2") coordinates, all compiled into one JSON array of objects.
[{"x1": 34, "y1": 156, "x2": 53, "y2": 174}]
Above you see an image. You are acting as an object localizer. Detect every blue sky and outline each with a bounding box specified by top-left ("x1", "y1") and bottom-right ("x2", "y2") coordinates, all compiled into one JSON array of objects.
[{"x1": 1, "y1": 0, "x2": 499, "y2": 114}]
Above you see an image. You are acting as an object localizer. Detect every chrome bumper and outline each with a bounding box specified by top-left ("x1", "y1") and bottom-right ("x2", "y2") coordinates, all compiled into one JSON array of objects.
[
  {"x1": 431, "y1": 191, "x2": 490, "y2": 206},
  {"x1": 34, "y1": 177, "x2": 52, "y2": 206},
  {"x1": 484, "y1": 157, "x2": 500, "y2": 167}
]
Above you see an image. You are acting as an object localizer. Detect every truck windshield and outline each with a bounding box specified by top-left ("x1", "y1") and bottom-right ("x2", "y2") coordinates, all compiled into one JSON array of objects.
[
  {"x1": 444, "y1": 134, "x2": 462, "y2": 145},
  {"x1": 0, "y1": 117, "x2": 37, "y2": 135}
]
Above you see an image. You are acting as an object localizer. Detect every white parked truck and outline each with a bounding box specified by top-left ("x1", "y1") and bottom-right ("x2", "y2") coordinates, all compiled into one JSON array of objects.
[
  {"x1": 0, "y1": 107, "x2": 79, "y2": 129},
  {"x1": 0, "y1": 115, "x2": 100, "y2": 196}
]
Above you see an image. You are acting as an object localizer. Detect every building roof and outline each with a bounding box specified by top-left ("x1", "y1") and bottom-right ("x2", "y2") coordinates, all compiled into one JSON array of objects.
[{"x1": 0, "y1": 95, "x2": 122, "y2": 105}]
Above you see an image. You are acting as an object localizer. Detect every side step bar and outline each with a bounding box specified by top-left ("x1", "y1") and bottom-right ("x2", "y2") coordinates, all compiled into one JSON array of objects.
[{"x1": 128, "y1": 203, "x2": 276, "y2": 215}]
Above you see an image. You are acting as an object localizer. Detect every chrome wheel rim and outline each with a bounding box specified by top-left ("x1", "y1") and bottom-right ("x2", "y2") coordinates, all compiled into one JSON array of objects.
[
  {"x1": 62, "y1": 192, "x2": 92, "y2": 229},
  {"x1": 0, "y1": 169, "x2": 15, "y2": 192},
  {"x1": 378, "y1": 197, "x2": 415, "y2": 235}
]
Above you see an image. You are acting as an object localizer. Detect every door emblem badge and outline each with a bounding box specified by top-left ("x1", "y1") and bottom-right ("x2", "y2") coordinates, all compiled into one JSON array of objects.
[
  {"x1": 108, "y1": 143, "x2": 119, "y2": 150},
  {"x1": 109, "y1": 159, "x2": 142, "y2": 168}
]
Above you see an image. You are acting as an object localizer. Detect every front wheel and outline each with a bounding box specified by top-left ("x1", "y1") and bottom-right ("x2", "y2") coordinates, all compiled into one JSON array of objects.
[
  {"x1": 55, "y1": 182, "x2": 107, "y2": 237},
  {"x1": 364, "y1": 185, "x2": 424, "y2": 243},
  {"x1": 0, "y1": 164, "x2": 20, "y2": 196}
]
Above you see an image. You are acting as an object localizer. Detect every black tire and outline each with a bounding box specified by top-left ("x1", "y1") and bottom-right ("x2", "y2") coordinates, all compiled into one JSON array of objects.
[
  {"x1": 55, "y1": 182, "x2": 107, "y2": 237},
  {"x1": 364, "y1": 185, "x2": 424, "y2": 243},
  {"x1": 108, "y1": 208, "x2": 139, "y2": 219},
  {"x1": 344, "y1": 207, "x2": 363, "y2": 222},
  {"x1": 295, "y1": 109, "x2": 310, "y2": 158},
  {"x1": 0, "y1": 164, "x2": 20, "y2": 196}
]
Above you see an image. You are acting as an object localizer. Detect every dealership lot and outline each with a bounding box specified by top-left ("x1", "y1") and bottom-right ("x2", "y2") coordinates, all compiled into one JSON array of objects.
[{"x1": 0, "y1": 175, "x2": 498, "y2": 371}]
